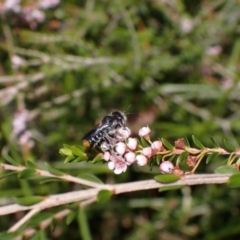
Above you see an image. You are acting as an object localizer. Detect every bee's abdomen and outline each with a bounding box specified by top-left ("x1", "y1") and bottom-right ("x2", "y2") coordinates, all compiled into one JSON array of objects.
[{"x1": 82, "y1": 131, "x2": 105, "y2": 148}]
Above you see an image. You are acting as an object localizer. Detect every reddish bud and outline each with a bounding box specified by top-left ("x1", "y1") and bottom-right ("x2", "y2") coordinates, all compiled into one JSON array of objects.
[
  {"x1": 174, "y1": 138, "x2": 186, "y2": 150},
  {"x1": 172, "y1": 167, "x2": 184, "y2": 176},
  {"x1": 187, "y1": 155, "x2": 198, "y2": 168}
]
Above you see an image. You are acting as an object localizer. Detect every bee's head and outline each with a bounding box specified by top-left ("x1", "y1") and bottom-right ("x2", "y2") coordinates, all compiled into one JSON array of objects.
[
  {"x1": 111, "y1": 111, "x2": 127, "y2": 127},
  {"x1": 100, "y1": 111, "x2": 126, "y2": 129}
]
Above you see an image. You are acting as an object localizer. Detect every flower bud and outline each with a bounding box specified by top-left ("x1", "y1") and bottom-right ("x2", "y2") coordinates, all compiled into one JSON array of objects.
[
  {"x1": 151, "y1": 141, "x2": 164, "y2": 152},
  {"x1": 114, "y1": 168, "x2": 124, "y2": 175},
  {"x1": 138, "y1": 126, "x2": 151, "y2": 141},
  {"x1": 116, "y1": 127, "x2": 131, "y2": 140},
  {"x1": 125, "y1": 152, "x2": 136, "y2": 164},
  {"x1": 103, "y1": 151, "x2": 110, "y2": 161},
  {"x1": 127, "y1": 138, "x2": 138, "y2": 150},
  {"x1": 173, "y1": 167, "x2": 184, "y2": 176},
  {"x1": 108, "y1": 161, "x2": 115, "y2": 170},
  {"x1": 141, "y1": 147, "x2": 152, "y2": 158},
  {"x1": 136, "y1": 154, "x2": 148, "y2": 166},
  {"x1": 115, "y1": 142, "x2": 126, "y2": 155},
  {"x1": 159, "y1": 161, "x2": 174, "y2": 174},
  {"x1": 174, "y1": 138, "x2": 186, "y2": 150},
  {"x1": 186, "y1": 155, "x2": 198, "y2": 168}
]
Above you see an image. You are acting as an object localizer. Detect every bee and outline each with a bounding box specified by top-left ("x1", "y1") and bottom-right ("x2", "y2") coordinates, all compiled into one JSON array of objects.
[{"x1": 82, "y1": 111, "x2": 128, "y2": 152}]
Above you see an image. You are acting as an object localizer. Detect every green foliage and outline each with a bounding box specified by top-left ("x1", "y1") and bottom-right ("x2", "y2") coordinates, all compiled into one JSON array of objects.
[
  {"x1": 154, "y1": 174, "x2": 180, "y2": 183},
  {"x1": 1, "y1": 0, "x2": 240, "y2": 239}
]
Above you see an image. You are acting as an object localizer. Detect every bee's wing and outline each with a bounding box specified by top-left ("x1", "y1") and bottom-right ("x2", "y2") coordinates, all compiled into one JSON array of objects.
[{"x1": 82, "y1": 125, "x2": 99, "y2": 140}]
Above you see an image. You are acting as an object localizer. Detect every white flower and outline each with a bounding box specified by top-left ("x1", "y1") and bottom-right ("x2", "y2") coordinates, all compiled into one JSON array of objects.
[
  {"x1": 116, "y1": 127, "x2": 131, "y2": 141},
  {"x1": 108, "y1": 155, "x2": 129, "y2": 174},
  {"x1": 115, "y1": 142, "x2": 126, "y2": 155}
]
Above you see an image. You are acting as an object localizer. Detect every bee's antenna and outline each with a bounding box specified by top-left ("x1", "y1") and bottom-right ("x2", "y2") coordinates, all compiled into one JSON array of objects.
[
  {"x1": 127, "y1": 113, "x2": 141, "y2": 117},
  {"x1": 124, "y1": 105, "x2": 131, "y2": 113}
]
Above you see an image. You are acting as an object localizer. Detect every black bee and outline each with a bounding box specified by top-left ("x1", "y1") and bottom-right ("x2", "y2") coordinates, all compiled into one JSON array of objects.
[{"x1": 82, "y1": 111, "x2": 127, "y2": 151}]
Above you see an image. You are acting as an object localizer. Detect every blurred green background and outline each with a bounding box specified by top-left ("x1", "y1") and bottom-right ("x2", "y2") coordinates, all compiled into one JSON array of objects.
[{"x1": 1, "y1": 0, "x2": 240, "y2": 239}]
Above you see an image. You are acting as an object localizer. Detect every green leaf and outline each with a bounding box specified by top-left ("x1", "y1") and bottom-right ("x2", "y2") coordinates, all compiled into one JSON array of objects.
[
  {"x1": 19, "y1": 169, "x2": 36, "y2": 179},
  {"x1": 154, "y1": 174, "x2": 180, "y2": 183},
  {"x1": 161, "y1": 138, "x2": 174, "y2": 150},
  {"x1": 59, "y1": 148, "x2": 72, "y2": 156},
  {"x1": 159, "y1": 185, "x2": 184, "y2": 192},
  {"x1": 178, "y1": 151, "x2": 189, "y2": 163},
  {"x1": 97, "y1": 190, "x2": 112, "y2": 204},
  {"x1": 92, "y1": 155, "x2": 103, "y2": 164},
  {"x1": 45, "y1": 163, "x2": 64, "y2": 176},
  {"x1": 15, "y1": 196, "x2": 45, "y2": 206},
  {"x1": 2, "y1": 150, "x2": 19, "y2": 166},
  {"x1": 192, "y1": 135, "x2": 205, "y2": 149},
  {"x1": 30, "y1": 212, "x2": 53, "y2": 226},
  {"x1": 40, "y1": 178, "x2": 63, "y2": 184},
  {"x1": 26, "y1": 160, "x2": 37, "y2": 169},
  {"x1": 227, "y1": 174, "x2": 240, "y2": 188},
  {"x1": 183, "y1": 136, "x2": 190, "y2": 147},
  {"x1": 78, "y1": 173, "x2": 103, "y2": 184},
  {"x1": 206, "y1": 152, "x2": 219, "y2": 164},
  {"x1": 66, "y1": 211, "x2": 77, "y2": 225},
  {"x1": 155, "y1": 154, "x2": 162, "y2": 165},
  {"x1": 63, "y1": 144, "x2": 71, "y2": 149},
  {"x1": 0, "y1": 171, "x2": 17, "y2": 180},
  {"x1": 140, "y1": 137, "x2": 150, "y2": 147},
  {"x1": 210, "y1": 137, "x2": 220, "y2": 148},
  {"x1": 0, "y1": 232, "x2": 19, "y2": 240},
  {"x1": 29, "y1": 231, "x2": 41, "y2": 240},
  {"x1": 223, "y1": 139, "x2": 236, "y2": 151},
  {"x1": 64, "y1": 155, "x2": 77, "y2": 163},
  {"x1": 214, "y1": 166, "x2": 239, "y2": 174},
  {"x1": 71, "y1": 146, "x2": 86, "y2": 157}
]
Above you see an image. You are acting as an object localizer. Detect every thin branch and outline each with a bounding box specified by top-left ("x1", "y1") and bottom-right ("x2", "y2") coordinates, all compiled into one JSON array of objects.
[
  {"x1": 8, "y1": 208, "x2": 40, "y2": 233},
  {"x1": 0, "y1": 163, "x2": 105, "y2": 188},
  {"x1": 0, "y1": 174, "x2": 231, "y2": 218}
]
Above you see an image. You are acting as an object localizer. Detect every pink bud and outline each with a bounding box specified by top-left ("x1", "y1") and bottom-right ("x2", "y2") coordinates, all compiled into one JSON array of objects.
[
  {"x1": 141, "y1": 147, "x2": 152, "y2": 158},
  {"x1": 103, "y1": 151, "x2": 110, "y2": 161},
  {"x1": 138, "y1": 126, "x2": 151, "y2": 140},
  {"x1": 159, "y1": 161, "x2": 174, "y2": 174},
  {"x1": 125, "y1": 152, "x2": 136, "y2": 164},
  {"x1": 115, "y1": 142, "x2": 126, "y2": 155},
  {"x1": 136, "y1": 154, "x2": 148, "y2": 166},
  {"x1": 127, "y1": 138, "x2": 138, "y2": 150},
  {"x1": 151, "y1": 141, "x2": 163, "y2": 152}
]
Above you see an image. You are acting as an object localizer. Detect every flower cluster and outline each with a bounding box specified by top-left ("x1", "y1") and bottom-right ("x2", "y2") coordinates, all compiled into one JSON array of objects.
[
  {"x1": 100, "y1": 125, "x2": 166, "y2": 174},
  {"x1": 0, "y1": 0, "x2": 60, "y2": 29}
]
